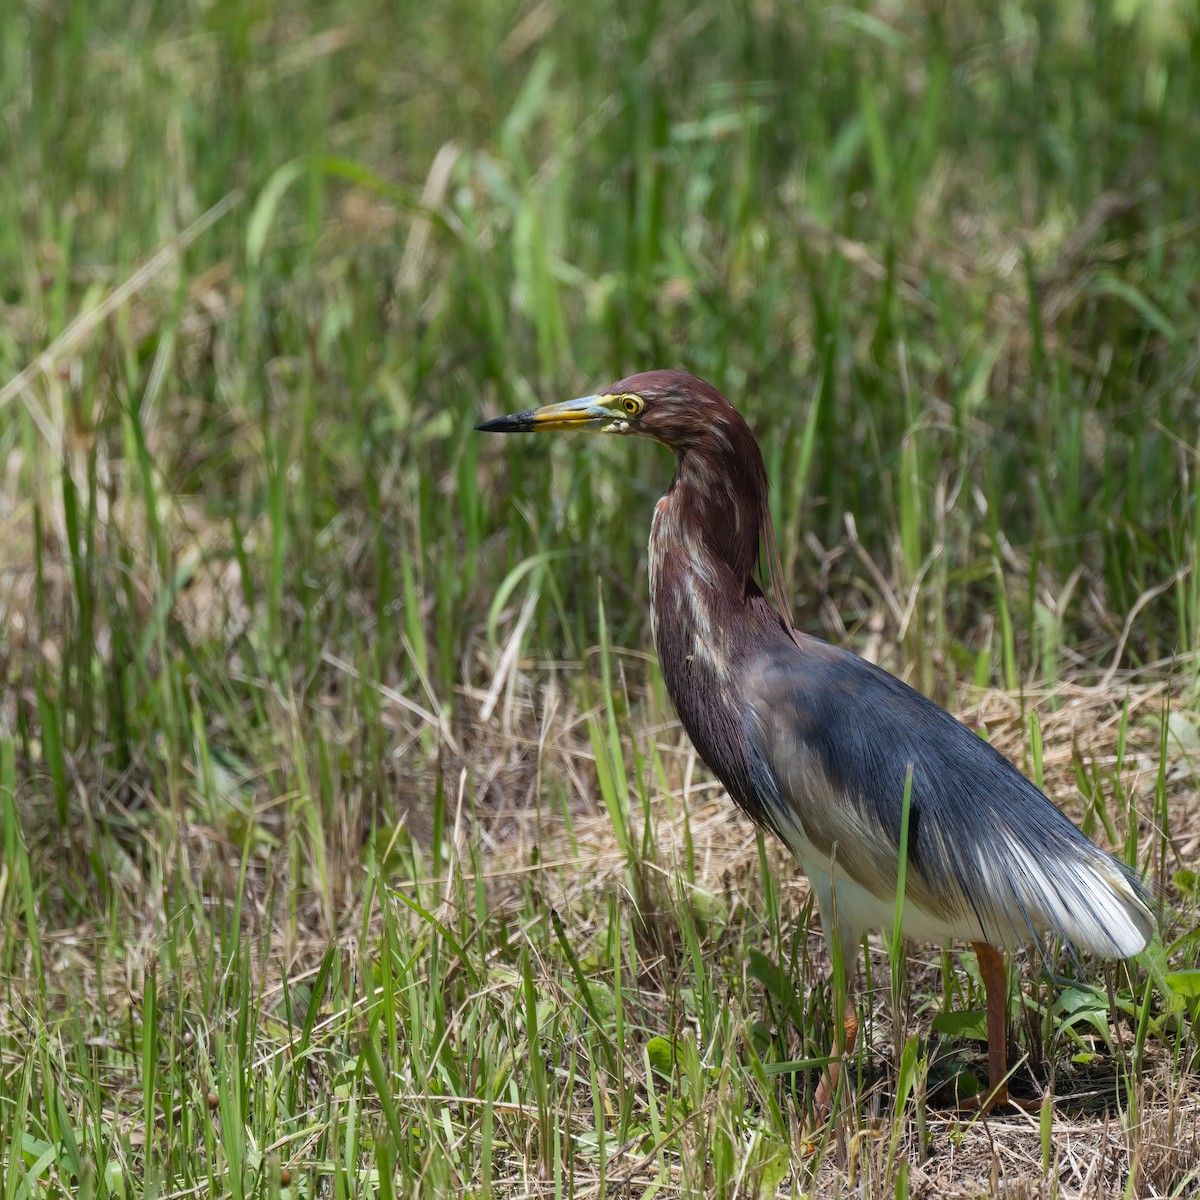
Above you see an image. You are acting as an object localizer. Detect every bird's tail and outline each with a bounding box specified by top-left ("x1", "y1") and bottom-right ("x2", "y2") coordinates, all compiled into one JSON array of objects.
[{"x1": 1045, "y1": 850, "x2": 1154, "y2": 959}]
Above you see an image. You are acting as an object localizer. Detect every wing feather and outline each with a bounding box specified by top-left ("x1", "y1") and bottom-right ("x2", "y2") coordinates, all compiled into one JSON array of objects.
[{"x1": 744, "y1": 637, "x2": 1153, "y2": 958}]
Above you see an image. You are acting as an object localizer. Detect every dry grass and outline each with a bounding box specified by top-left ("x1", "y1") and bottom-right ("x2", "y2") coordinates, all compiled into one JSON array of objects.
[
  {"x1": 6, "y1": 641, "x2": 1199, "y2": 1195},
  {"x1": 453, "y1": 661, "x2": 1199, "y2": 1196}
]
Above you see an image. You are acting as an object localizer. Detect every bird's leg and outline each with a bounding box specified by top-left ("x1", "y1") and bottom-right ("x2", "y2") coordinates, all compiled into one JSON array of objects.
[
  {"x1": 812, "y1": 999, "x2": 859, "y2": 1123},
  {"x1": 970, "y1": 940, "x2": 1009, "y2": 1110}
]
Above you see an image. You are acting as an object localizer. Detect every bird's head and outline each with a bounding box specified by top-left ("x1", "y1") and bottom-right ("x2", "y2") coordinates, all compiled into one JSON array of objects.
[
  {"x1": 475, "y1": 369, "x2": 742, "y2": 454},
  {"x1": 477, "y1": 367, "x2": 796, "y2": 634}
]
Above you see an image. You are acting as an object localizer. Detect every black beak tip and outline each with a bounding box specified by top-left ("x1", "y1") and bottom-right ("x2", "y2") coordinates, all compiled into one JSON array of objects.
[{"x1": 476, "y1": 412, "x2": 536, "y2": 433}]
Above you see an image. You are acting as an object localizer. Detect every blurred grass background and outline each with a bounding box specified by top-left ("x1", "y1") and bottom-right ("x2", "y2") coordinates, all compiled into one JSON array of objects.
[{"x1": 2, "y1": 0, "x2": 1199, "y2": 1195}]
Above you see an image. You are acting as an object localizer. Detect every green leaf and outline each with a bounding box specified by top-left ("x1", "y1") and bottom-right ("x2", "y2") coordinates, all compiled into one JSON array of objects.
[
  {"x1": 747, "y1": 948, "x2": 804, "y2": 1026},
  {"x1": 645, "y1": 1035, "x2": 675, "y2": 1076},
  {"x1": 1164, "y1": 969, "x2": 1200, "y2": 1000},
  {"x1": 931, "y1": 1010, "x2": 987, "y2": 1041},
  {"x1": 1054, "y1": 985, "x2": 1106, "y2": 1016},
  {"x1": 246, "y1": 159, "x2": 306, "y2": 266},
  {"x1": 756, "y1": 1138, "x2": 792, "y2": 1194}
]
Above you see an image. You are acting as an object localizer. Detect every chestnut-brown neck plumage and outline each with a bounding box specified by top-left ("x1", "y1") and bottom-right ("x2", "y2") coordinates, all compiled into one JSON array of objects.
[{"x1": 643, "y1": 386, "x2": 793, "y2": 831}]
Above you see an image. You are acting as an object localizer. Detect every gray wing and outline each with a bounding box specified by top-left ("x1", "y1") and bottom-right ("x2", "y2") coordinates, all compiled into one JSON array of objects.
[{"x1": 743, "y1": 636, "x2": 1153, "y2": 957}]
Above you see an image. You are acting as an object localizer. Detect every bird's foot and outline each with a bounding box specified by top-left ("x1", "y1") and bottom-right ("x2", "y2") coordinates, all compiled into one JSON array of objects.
[{"x1": 956, "y1": 1084, "x2": 1042, "y2": 1114}]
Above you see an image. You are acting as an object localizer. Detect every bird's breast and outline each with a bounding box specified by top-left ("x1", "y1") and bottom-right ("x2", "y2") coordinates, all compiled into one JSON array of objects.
[{"x1": 647, "y1": 504, "x2": 781, "y2": 829}]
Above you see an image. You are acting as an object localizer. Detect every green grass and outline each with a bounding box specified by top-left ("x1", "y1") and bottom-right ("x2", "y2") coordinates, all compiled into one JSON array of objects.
[{"x1": 2, "y1": 0, "x2": 1200, "y2": 1195}]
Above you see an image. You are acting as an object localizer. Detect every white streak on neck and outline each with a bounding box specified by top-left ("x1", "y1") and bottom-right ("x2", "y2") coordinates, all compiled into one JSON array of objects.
[{"x1": 650, "y1": 489, "x2": 731, "y2": 676}]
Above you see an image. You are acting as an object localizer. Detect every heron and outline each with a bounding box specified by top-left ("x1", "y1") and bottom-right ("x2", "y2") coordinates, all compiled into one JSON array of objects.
[{"x1": 477, "y1": 369, "x2": 1153, "y2": 1119}]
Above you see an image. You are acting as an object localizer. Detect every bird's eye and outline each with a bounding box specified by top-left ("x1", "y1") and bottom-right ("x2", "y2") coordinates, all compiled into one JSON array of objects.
[{"x1": 619, "y1": 394, "x2": 643, "y2": 416}]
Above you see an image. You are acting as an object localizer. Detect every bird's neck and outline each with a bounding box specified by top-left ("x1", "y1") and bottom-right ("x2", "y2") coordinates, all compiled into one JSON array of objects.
[
  {"x1": 654, "y1": 448, "x2": 765, "y2": 590},
  {"x1": 647, "y1": 448, "x2": 776, "y2": 684},
  {"x1": 647, "y1": 449, "x2": 790, "y2": 831}
]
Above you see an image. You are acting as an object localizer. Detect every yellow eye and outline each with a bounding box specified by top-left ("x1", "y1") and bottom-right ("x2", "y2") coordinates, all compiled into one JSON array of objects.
[{"x1": 619, "y1": 394, "x2": 643, "y2": 416}]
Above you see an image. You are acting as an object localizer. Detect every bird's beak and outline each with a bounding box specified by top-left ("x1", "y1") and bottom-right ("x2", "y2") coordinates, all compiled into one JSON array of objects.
[{"x1": 475, "y1": 395, "x2": 615, "y2": 434}]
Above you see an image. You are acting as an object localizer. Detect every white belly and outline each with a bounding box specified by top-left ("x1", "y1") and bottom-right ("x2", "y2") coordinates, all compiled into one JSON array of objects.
[{"x1": 773, "y1": 805, "x2": 969, "y2": 958}]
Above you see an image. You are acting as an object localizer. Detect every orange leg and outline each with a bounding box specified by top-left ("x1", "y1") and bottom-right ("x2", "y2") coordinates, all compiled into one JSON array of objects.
[
  {"x1": 812, "y1": 1003, "x2": 859, "y2": 1123},
  {"x1": 971, "y1": 941, "x2": 1009, "y2": 1110}
]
